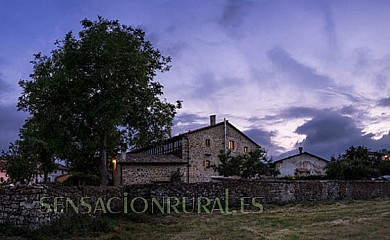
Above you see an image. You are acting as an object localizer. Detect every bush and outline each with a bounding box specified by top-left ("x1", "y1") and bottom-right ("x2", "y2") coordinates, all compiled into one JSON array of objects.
[
  {"x1": 326, "y1": 146, "x2": 380, "y2": 180},
  {"x1": 213, "y1": 148, "x2": 271, "y2": 179},
  {"x1": 62, "y1": 172, "x2": 100, "y2": 186},
  {"x1": 169, "y1": 169, "x2": 183, "y2": 182}
]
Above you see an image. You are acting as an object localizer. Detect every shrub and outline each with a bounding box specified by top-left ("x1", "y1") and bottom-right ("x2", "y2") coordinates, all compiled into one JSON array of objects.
[
  {"x1": 169, "y1": 169, "x2": 183, "y2": 182},
  {"x1": 62, "y1": 172, "x2": 100, "y2": 186}
]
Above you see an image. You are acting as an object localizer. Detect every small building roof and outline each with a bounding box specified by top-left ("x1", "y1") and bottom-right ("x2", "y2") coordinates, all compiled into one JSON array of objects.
[
  {"x1": 119, "y1": 154, "x2": 187, "y2": 165},
  {"x1": 274, "y1": 151, "x2": 329, "y2": 164}
]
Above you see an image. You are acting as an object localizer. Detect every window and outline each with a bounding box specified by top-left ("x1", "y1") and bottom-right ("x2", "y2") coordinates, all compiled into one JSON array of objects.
[
  {"x1": 203, "y1": 160, "x2": 211, "y2": 168},
  {"x1": 205, "y1": 139, "x2": 211, "y2": 147},
  {"x1": 244, "y1": 147, "x2": 248, "y2": 153},
  {"x1": 228, "y1": 140, "x2": 235, "y2": 150}
]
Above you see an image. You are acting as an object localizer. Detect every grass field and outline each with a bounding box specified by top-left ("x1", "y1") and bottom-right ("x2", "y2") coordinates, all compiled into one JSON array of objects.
[{"x1": 4, "y1": 198, "x2": 390, "y2": 239}]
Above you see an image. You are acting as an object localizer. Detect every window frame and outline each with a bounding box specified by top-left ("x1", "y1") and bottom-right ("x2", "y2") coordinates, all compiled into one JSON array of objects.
[{"x1": 228, "y1": 140, "x2": 235, "y2": 150}]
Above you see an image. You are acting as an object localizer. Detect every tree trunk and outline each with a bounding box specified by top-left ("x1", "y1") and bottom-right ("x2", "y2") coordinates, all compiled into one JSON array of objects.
[
  {"x1": 100, "y1": 133, "x2": 109, "y2": 186},
  {"x1": 44, "y1": 172, "x2": 48, "y2": 183}
]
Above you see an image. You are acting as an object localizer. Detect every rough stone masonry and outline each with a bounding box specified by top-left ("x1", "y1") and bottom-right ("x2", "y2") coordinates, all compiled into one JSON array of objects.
[{"x1": 1, "y1": 179, "x2": 390, "y2": 230}]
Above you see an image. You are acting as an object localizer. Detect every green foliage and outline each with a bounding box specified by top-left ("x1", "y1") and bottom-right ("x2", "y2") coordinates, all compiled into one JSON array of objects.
[
  {"x1": 213, "y1": 148, "x2": 271, "y2": 179},
  {"x1": 326, "y1": 146, "x2": 380, "y2": 180},
  {"x1": 1, "y1": 142, "x2": 37, "y2": 184},
  {"x1": 1, "y1": 117, "x2": 58, "y2": 184},
  {"x1": 17, "y1": 16, "x2": 181, "y2": 185},
  {"x1": 377, "y1": 160, "x2": 390, "y2": 175},
  {"x1": 19, "y1": 118, "x2": 57, "y2": 182},
  {"x1": 169, "y1": 169, "x2": 183, "y2": 182},
  {"x1": 62, "y1": 172, "x2": 100, "y2": 186}
]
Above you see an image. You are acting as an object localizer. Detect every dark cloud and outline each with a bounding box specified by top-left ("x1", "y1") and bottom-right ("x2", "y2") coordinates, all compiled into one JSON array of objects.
[
  {"x1": 243, "y1": 128, "x2": 284, "y2": 156},
  {"x1": 289, "y1": 110, "x2": 388, "y2": 159},
  {"x1": 259, "y1": 106, "x2": 326, "y2": 122},
  {"x1": 378, "y1": 97, "x2": 390, "y2": 107},
  {"x1": 218, "y1": 0, "x2": 254, "y2": 38},
  {"x1": 247, "y1": 116, "x2": 261, "y2": 122},
  {"x1": 281, "y1": 107, "x2": 323, "y2": 119},
  {"x1": 172, "y1": 113, "x2": 209, "y2": 136},
  {"x1": 320, "y1": 88, "x2": 365, "y2": 103},
  {"x1": 268, "y1": 104, "x2": 390, "y2": 160},
  {"x1": 267, "y1": 46, "x2": 334, "y2": 89},
  {"x1": 266, "y1": 105, "x2": 362, "y2": 122},
  {"x1": 0, "y1": 73, "x2": 10, "y2": 97},
  {"x1": 340, "y1": 105, "x2": 358, "y2": 115},
  {"x1": 0, "y1": 104, "x2": 28, "y2": 151},
  {"x1": 321, "y1": 1, "x2": 337, "y2": 49},
  {"x1": 295, "y1": 112, "x2": 361, "y2": 145},
  {"x1": 173, "y1": 113, "x2": 208, "y2": 126}
]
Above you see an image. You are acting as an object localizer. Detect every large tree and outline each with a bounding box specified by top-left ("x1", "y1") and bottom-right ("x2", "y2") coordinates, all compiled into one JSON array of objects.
[{"x1": 18, "y1": 17, "x2": 181, "y2": 185}]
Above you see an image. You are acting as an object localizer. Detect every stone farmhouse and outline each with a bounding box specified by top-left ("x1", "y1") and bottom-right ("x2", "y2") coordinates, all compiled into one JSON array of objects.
[
  {"x1": 274, "y1": 147, "x2": 328, "y2": 177},
  {"x1": 115, "y1": 115, "x2": 260, "y2": 185}
]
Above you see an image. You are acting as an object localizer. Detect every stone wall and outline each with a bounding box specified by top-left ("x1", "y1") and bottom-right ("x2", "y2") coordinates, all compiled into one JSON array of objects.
[
  {"x1": 118, "y1": 164, "x2": 188, "y2": 185},
  {"x1": 0, "y1": 185, "x2": 53, "y2": 230},
  {"x1": 2, "y1": 180, "x2": 390, "y2": 230},
  {"x1": 184, "y1": 122, "x2": 259, "y2": 183}
]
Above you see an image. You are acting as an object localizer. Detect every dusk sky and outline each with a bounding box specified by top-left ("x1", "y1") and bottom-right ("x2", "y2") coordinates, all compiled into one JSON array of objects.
[{"x1": 1, "y1": 0, "x2": 390, "y2": 159}]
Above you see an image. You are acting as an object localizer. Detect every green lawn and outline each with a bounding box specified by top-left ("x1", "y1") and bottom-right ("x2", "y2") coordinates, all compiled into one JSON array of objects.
[
  {"x1": 95, "y1": 198, "x2": 390, "y2": 240},
  {"x1": 4, "y1": 198, "x2": 390, "y2": 239}
]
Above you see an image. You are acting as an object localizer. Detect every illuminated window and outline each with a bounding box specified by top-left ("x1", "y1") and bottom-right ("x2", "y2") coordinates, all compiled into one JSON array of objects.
[
  {"x1": 244, "y1": 147, "x2": 248, "y2": 153},
  {"x1": 228, "y1": 140, "x2": 235, "y2": 150},
  {"x1": 203, "y1": 160, "x2": 211, "y2": 168},
  {"x1": 205, "y1": 139, "x2": 211, "y2": 147}
]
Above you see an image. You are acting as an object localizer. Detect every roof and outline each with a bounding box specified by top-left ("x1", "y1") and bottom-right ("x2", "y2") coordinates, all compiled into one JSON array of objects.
[
  {"x1": 55, "y1": 173, "x2": 72, "y2": 183},
  {"x1": 185, "y1": 120, "x2": 260, "y2": 148},
  {"x1": 118, "y1": 154, "x2": 187, "y2": 165},
  {"x1": 130, "y1": 120, "x2": 260, "y2": 153},
  {"x1": 274, "y1": 151, "x2": 329, "y2": 164}
]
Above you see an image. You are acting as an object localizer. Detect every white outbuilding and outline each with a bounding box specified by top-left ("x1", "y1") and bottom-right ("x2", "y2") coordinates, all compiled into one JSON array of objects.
[{"x1": 274, "y1": 147, "x2": 328, "y2": 177}]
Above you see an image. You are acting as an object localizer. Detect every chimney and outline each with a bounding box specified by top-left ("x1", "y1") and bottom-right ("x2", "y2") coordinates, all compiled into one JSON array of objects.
[
  {"x1": 299, "y1": 147, "x2": 303, "y2": 154},
  {"x1": 210, "y1": 115, "x2": 216, "y2": 126},
  {"x1": 121, "y1": 151, "x2": 127, "y2": 161}
]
